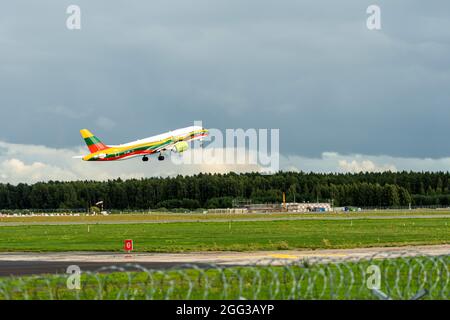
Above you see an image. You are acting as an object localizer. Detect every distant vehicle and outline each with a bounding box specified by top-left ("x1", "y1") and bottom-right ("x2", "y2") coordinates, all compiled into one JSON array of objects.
[
  {"x1": 75, "y1": 125, "x2": 209, "y2": 162},
  {"x1": 344, "y1": 206, "x2": 362, "y2": 212}
]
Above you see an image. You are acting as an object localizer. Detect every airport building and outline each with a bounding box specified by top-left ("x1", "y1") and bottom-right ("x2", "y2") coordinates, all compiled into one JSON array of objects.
[
  {"x1": 285, "y1": 202, "x2": 332, "y2": 213},
  {"x1": 208, "y1": 202, "x2": 332, "y2": 214}
]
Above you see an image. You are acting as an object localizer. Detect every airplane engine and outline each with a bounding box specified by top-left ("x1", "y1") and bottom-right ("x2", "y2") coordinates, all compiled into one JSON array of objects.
[{"x1": 173, "y1": 141, "x2": 189, "y2": 153}]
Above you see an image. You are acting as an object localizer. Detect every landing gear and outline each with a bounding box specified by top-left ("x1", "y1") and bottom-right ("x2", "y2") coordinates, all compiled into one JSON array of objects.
[
  {"x1": 142, "y1": 156, "x2": 149, "y2": 162},
  {"x1": 158, "y1": 155, "x2": 165, "y2": 161}
]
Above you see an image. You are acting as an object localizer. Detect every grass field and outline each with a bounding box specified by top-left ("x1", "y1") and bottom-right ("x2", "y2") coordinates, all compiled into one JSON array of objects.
[
  {"x1": 1, "y1": 209, "x2": 449, "y2": 225},
  {"x1": 1, "y1": 256, "x2": 448, "y2": 299},
  {"x1": 0, "y1": 217, "x2": 448, "y2": 252}
]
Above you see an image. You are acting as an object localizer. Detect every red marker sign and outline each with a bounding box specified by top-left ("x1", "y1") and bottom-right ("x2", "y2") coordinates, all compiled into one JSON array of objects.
[{"x1": 124, "y1": 239, "x2": 133, "y2": 252}]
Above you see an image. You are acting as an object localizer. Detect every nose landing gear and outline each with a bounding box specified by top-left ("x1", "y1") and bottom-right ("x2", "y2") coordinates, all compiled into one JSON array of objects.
[{"x1": 142, "y1": 156, "x2": 149, "y2": 162}]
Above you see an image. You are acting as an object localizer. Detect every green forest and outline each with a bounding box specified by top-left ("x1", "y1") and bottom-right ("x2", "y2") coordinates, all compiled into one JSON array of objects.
[{"x1": 1, "y1": 171, "x2": 450, "y2": 210}]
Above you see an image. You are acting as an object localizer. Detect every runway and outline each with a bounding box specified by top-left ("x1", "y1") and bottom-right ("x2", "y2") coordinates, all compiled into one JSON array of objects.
[{"x1": 0, "y1": 244, "x2": 448, "y2": 276}]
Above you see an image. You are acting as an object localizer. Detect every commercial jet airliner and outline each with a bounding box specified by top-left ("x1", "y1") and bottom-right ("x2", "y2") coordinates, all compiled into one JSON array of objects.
[{"x1": 76, "y1": 126, "x2": 209, "y2": 162}]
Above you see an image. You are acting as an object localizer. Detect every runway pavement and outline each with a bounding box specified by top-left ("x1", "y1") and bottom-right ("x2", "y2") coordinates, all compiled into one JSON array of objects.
[{"x1": 0, "y1": 244, "x2": 448, "y2": 276}]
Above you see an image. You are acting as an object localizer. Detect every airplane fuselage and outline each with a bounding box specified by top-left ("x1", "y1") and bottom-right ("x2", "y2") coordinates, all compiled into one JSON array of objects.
[{"x1": 82, "y1": 126, "x2": 208, "y2": 161}]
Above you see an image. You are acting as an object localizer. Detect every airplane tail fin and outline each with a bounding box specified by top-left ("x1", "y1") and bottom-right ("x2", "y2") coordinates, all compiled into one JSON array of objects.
[{"x1": 80, "y1": 129, "x2": 109, "y2": 153}]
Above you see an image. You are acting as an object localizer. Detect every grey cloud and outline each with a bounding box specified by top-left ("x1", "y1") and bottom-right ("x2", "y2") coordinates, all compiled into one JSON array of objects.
[
  {"x1": 3, "y1": 139, "x2": 450, "y2": 185},
  {"x1": 0, "y1": 1, "x2": 449, "y2": 160}
]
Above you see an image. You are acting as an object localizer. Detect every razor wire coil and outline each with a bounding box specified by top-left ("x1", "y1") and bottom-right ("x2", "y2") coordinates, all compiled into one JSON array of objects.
[{"x1": 0, "y1": 251, "x2": 448, "y2": 300}]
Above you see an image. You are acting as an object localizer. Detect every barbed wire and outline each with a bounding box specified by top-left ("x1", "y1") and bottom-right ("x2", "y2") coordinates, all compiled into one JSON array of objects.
[{"x1": 0, "y1": 251, "x2": 448, "y2": 300}]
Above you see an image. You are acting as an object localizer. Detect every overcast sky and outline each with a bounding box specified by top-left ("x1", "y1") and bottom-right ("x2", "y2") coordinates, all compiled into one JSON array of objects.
[{"x1": 1, "y1": 1, "x2": 450, "y2": 183}]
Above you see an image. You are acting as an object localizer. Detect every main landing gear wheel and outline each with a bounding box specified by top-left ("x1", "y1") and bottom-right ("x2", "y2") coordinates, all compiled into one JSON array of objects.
[
  {"x1": 142, "y1": 156, "x2": 149, "y2": 162},
  {"x1": 158, "y1": 155, "x2": 165, "y2": 161}
]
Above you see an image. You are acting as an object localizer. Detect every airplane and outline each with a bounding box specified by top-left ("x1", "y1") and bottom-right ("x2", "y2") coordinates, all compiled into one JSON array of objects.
[{"x1": 76, "y1": 125, "x2": 209, "y2": 162}]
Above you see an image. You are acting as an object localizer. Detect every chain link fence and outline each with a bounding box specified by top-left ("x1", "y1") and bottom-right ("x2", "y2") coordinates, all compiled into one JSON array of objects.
[{"x1": 0, "y1": 252, "x2": 448, "y2": 300}]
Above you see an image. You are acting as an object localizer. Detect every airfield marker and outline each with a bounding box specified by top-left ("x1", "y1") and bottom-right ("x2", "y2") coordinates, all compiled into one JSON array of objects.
[{"x1": 124, "y1": 239, "x2": 133, "y2": 253}]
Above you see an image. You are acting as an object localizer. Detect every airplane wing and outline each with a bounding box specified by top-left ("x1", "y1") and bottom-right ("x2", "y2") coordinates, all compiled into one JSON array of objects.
[
  {"x1": 183, "y1": 135, "x2": 205, "y2": 142},
  {"x1": 144, "y1": 135, "x2": 186, "y2": 154},
  {"x1": 157, "y1": 135, "x2": 184, "y2": 152},
  {"x1": 142, "y1": 131, "x2": 208, "y2": 155}
]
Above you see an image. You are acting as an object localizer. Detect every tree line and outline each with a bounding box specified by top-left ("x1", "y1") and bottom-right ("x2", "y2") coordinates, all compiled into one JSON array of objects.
[{"x1": 1, "y1": 171, "x2": 450, "y2": 210}]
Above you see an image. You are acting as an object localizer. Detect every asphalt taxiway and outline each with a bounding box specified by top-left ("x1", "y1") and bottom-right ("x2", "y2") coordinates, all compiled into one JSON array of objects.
[{"x1": 0, "y1": 244, "x2": 448, "y2": 276}]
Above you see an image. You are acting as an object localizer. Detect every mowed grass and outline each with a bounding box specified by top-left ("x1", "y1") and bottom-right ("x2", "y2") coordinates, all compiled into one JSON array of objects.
[
  {"x1": 0, "y1": 218, "x2": 449, "y2": 252},
  {"x1": 1, "y1": 256, "x2": 448, "y2": 300},
  {"x1": 0, "y1": 210, "x2": 449, "y2": 225}
]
